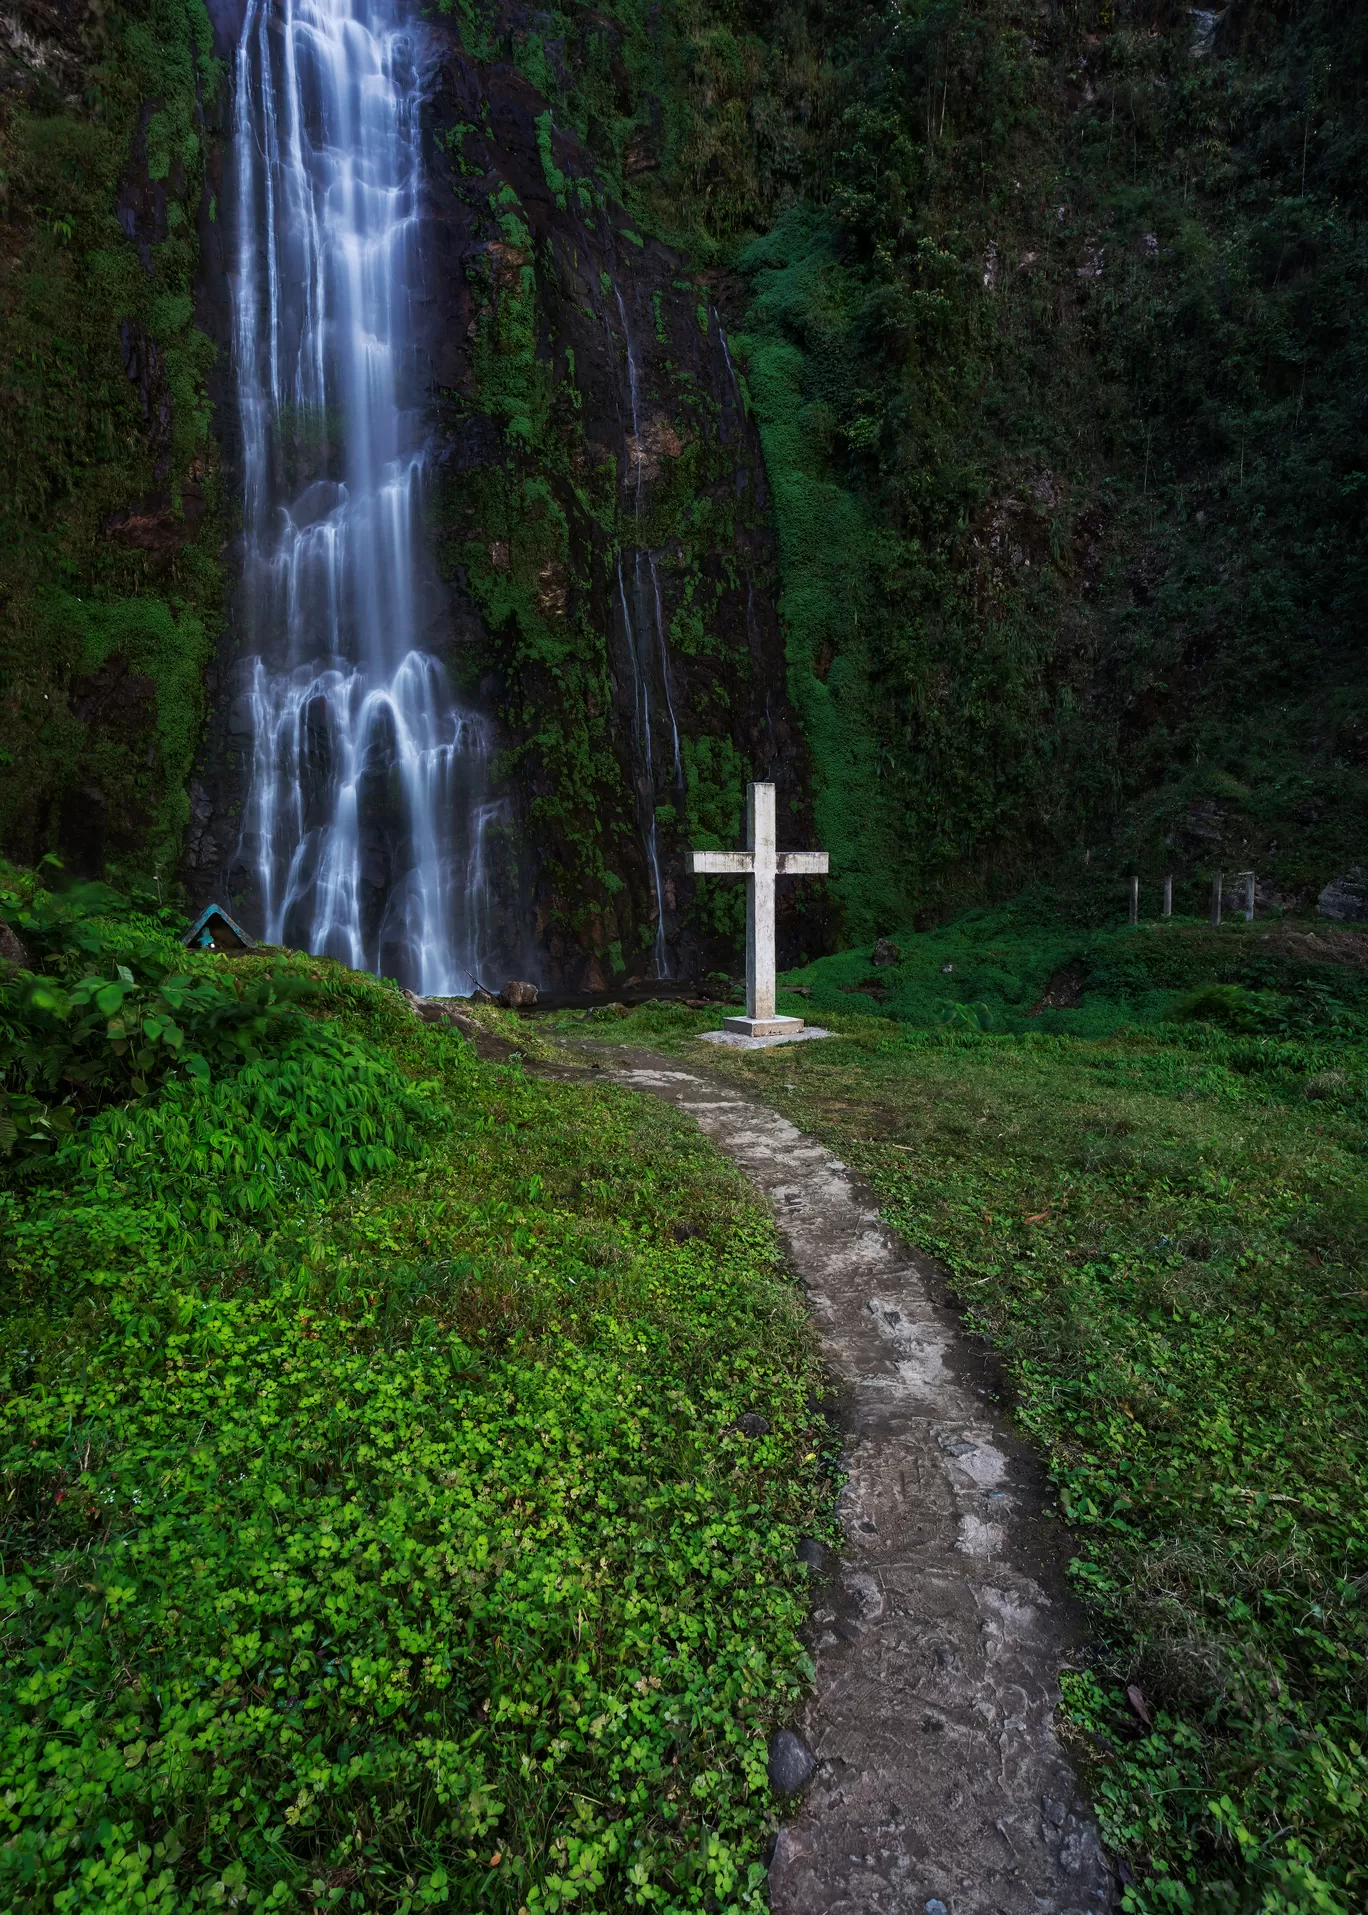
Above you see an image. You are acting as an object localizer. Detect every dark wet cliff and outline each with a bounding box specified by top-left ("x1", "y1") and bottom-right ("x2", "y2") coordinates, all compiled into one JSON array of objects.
[
  {"x1": 4, "y1": 0, "x2": 1366, "y2": 955},
  {"x1": 183, "y1": 16, "x2": 825, "y2": 988},
  {"x1": 0, "y1": 0, "x2": 224, "y2": 884}
]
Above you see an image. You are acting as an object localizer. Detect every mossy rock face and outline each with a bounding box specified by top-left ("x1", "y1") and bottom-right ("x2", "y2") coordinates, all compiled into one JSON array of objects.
[
  {"x1": 0, "y1": 0, "x2": 224, "y2": 891},
  {"x1": 186, "y1": 31, "x2": 828, "y2": 988},
  {"x1": 423, "y1": 48, "x2": 829, "y2": 986}
]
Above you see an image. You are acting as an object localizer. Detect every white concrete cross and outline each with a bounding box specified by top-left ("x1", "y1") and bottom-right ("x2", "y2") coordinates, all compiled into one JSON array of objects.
[{"x1": 690, "y1": 781, "x2": 828, "y2": 1037}]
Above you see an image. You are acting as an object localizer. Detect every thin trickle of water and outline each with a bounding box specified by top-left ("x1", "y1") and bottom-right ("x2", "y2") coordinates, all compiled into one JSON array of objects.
[
  {"x1": 611, "y1": 279, "x2": 680, "y2": 977},
  {"x1": 614, "y1": 285, "x2": 644, "y2": 513},
  {"x1": 617, "y1": 559, "x2": 669, "y2": 978},
  {"x1": 228, "y1": 0, "x2": 497, "y2": 994},
  {"x1": 717, "y1": 316, "x2": 744, "y2": 432},
  {"x1": 647, "y1": 553, "x2": 683, "y2": 789}
]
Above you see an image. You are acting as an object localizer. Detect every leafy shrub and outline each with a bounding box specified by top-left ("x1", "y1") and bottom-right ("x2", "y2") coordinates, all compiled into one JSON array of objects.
[
  {"x1": 53, "y1": 1035, "x2": 447, "y2": 1231},
  {"x1": 0, "y1": 871, "x2": 184, "y2": 977},
  {"x1": 1166, "y1": 982, "x2": 1291, "y2": 1034},
  {"x1": 0, "y1": 873, "x2": 343, "y2": 1169},
  {"x1": 0, "y1": 963, "x2": 322, "y2": 1162}
]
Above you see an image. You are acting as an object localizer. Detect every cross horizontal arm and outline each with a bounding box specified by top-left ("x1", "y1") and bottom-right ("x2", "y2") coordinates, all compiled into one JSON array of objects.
[
  {"x1": 777, "y1": 852, "x2": 829, "y2": 875},
  {"x1": 690, "y1": 851, "x2": 755, "y2": 874}
]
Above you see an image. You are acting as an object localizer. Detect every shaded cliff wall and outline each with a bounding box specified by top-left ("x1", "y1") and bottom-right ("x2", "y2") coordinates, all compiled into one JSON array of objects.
[
  {"x1": 9, "y1": 0, "x2": 1363, "y2": 948},
  {"x1": 0, "y1": 0, "x2": 224, "y2": 886},
  {"x1": 424, "y1": 47, "x2": 823, "y2": 985},
  {"x1": 651, "y1": 0, "x2": 1368, "y2": 929},
  {"x1": 469, "y1": 0, "x2": 1368, "y2": 934},
  {"x1": 186, "y1": 10, "x2": 827, "y2": 988}
]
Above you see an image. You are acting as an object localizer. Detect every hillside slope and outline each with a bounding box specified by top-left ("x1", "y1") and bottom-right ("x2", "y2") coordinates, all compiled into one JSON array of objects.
[{"x1": 1, "y1": 0, "x2": 1363, "y2": 951}]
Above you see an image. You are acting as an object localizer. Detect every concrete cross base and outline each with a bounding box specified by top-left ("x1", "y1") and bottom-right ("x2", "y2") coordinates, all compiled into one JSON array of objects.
[
  {"x1": 697, "y1": 1025, "x2": 832, "y2": 1052},
  {"x1": 724, "y1": 1014, "x2": 804, "y2": 1038}
]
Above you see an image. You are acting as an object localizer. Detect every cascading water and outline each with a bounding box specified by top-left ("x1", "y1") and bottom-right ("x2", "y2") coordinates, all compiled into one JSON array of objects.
[
  {"x1": 228, "y1": 0, "x2": 497, "y2": 994},
  {"x1": 647, "y1": 553, "x2": 683, "y2": 791},
  {"x1": 612, "y1": 286, "x2": 684, "y2": 978},
  {"x1": 715, "y1": 311, "x2": 745, "y2": 444}
]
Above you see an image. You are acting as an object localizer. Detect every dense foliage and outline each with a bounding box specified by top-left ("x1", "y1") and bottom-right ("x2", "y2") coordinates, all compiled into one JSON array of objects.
[
  {"x1": 0, "y1": 883, "x2": 830, "y2": 1910},
  {"x1": 600, "y1": 922, "x2": 1368, "y2": 1912},
  {"x1": 4, "y1": 0, "x2": 1362, "y2": 940},
  {"x1": 472, "y1": 0, "x2": 1368, "y2": 933},
  {"x1": 0, "y1": 0, "x2": 224, "y2": 882}
]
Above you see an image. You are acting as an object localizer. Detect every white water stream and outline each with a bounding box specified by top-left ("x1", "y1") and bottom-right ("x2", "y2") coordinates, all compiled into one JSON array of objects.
[
  {"x1": 612, "y1": 287, "x2": 686, "y2": 978},
  {"x1": 228, "y1": 0, "x2": 495, "y2": 993}
]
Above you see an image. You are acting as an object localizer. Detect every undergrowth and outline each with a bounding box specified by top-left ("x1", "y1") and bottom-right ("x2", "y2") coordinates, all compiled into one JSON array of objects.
[
  {"x1": 0, "y1": 881, "x2": 830, "y2": 1910},
  {"x1": 603, "y1": 927, "x2": 1368, "y2": 1913},
  {"x1": 777, "y1": 903, "x2": 1368, "y2": 1042}
]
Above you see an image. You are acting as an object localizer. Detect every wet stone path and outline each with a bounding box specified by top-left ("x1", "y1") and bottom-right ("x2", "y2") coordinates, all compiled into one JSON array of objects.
[{"x1": 605, "y1": 1057, "x2": 1115, "y2": 1915}]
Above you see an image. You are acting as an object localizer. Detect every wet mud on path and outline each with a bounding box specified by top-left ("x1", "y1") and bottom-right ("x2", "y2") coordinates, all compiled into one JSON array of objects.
[{"x1": 599, "y1": 1052, "x2": 1114, "y2": 1915}]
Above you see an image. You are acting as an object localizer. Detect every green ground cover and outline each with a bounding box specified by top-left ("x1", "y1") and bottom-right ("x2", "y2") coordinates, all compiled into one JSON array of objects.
[
  {"x1": 0, "y1": 878, "x2": 831, "y2": 1912},
  {"x1": 7, "y1": 871, "x2": 1366, "y2": 1913},
  {"x1": 567, "y1": 923, "x2": 1368, "y2": 1913},
  {"x1": 778, "y1": 902, "x2": 1368, "y2": 1041}
]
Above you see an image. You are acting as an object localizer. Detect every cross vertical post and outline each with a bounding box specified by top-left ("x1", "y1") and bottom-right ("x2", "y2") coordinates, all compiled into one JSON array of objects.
[{"x1": 747, "y1": 780, "x2": 777, "y2": 1022}]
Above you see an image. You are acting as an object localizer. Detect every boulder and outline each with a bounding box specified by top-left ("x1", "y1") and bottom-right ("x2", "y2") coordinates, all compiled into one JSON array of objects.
[
  {"x1": 767, "y1": 1728, "x2": 817, "y2": 1796},
  {"x1": 871, "y1": 937, "x2": 901, "y2": 967},
  {"x1": 1317, "y1": 868, "x2": 1368, "y2": 923},
  {"x1": 0, "y1": 920, "x2": 29, "y2": 971},
  {"x1": 499, "y1": 979, "x2": 539, "y2": 1009}
]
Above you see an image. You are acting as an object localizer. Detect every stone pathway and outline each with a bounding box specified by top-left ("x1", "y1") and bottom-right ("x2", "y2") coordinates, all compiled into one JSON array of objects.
[{"x1": 605, "y1": 1056, "x2": 1114, "y2": 1915}]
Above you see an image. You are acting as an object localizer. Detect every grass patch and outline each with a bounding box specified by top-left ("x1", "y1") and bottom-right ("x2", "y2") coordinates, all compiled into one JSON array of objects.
[
  {"x1": 777, "y1": 905, "x2": 1368, "y2": 1042},
  {"x1": 0, "y1": 890, "x2": 830, "y2": 1910},
  {"x1": 593, "y1": 972, "x2": 1364, "y2": 1915},
  {"x1": 579, "y1": 928, "x2": 1368, "y2": 1913}
]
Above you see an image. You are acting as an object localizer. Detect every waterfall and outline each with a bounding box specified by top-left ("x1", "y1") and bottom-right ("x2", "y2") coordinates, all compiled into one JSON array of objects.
[
  {"x1": 612, "y1": 284, "x2": 688, "y2": 979},
  {"x1": 614, "y1": 287, "x2": 644, "y2": 515},
  {"x1": 647, "y1": 553, "x2": 683, "y2": 791},
  {"x1": 616, "y1": 560, "x2": 667, "y2": 979},
  {"x1": 716, "y1": 313, "x2": 744, "y2": 440},
  {"x1": 227, "y1": 0, "x2": 496, "y2": 995},
  {"x1": 615, "y1": 550, "x2": 685, "y2": 981}
]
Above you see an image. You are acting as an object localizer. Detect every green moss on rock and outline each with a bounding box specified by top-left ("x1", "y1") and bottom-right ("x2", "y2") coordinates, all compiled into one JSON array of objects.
[{"x1": 0, "y1": 0, "x2": 224, "y2": 888}]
